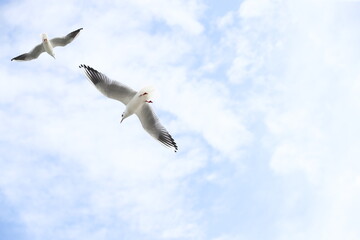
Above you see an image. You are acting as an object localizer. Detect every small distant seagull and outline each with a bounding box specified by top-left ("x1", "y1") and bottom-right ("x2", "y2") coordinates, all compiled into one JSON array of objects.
[
  {"x1": 11, "y1": 28, "x2": 83, "y2": 61},
  {"x1": 79, "y1": 64, "x2": 178, "y2": 152}
]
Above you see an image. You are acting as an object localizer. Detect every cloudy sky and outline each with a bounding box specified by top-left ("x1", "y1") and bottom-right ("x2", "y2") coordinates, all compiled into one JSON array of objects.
[{"x1": 1, "y1": 0, "x2": 360, "y2": 239}]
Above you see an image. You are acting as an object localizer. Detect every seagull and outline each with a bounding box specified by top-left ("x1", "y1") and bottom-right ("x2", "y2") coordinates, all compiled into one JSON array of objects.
[
  {"x1": 11, "y1": 28, "x2": 83, "y2": 61},
  {"x1": 79, "y1": 64, "x2": 178, "y2": 152}
]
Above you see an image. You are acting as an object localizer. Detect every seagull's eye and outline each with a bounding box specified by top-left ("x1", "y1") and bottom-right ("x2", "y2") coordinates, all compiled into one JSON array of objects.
[{"x1": 121, "y1": 114, "x2": 124, "y2": 117}]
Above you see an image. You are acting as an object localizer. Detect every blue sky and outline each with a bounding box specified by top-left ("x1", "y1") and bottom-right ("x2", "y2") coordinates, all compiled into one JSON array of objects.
[{"x1": 1, "y1": 0, "x2": 360, "y2": 239}]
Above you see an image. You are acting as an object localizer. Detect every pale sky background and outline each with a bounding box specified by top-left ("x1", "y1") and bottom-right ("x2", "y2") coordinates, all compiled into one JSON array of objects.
[{"x1": 1, "y1": 0, "x2": 360, "y2": 239}]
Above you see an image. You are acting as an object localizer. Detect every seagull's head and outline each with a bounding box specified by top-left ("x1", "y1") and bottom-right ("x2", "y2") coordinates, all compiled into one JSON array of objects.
[
  {"x1": 41, "y1": 33, "x2": 48, "y2": 42},
  {"x1": 120, "y1": 111, "x2": 130, "y2": 123}
]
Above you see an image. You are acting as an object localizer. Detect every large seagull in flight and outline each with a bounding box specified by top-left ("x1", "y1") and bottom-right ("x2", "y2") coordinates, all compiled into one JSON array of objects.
[{"x1": 79, "y1": 64, "x2": 178, "y2": 152}]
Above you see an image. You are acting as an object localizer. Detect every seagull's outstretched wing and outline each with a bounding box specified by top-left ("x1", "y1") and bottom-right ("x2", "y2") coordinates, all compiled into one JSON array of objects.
[
  {"x1": 79, "y1": 64, "x2": 136, "y2": 105},
  {"x1": 50, "y1": 28, "x2": 83, "y2": 48},
  {"x1": 11, "y1": 44, "x2": 45, "y2": 61},
  {"x1": 136, "y1": 104, "x2": 178, "y2": 152}
]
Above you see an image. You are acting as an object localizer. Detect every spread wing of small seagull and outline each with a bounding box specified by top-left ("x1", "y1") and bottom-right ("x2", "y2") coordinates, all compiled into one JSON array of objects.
[
  {"x1": 11, "y1": 28, "x2": 83, "y2": 61},
  {"x1": 11, "y1": 44, "x2": 45, "y2": 61},
  {"x1": 50, "y1": 28, "x2": 83, "y2": 47},
  {"x1": 79, "y1": 64, "x2": 178, "y2": 152}
]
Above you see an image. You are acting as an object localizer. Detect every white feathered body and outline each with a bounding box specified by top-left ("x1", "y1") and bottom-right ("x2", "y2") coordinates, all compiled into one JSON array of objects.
[
  {"x1": 122, "y1": 86, "x2": 154, "y2": 120},
  {"x1": 41, "y1": 34, "x2": 55, "y2": 58}
]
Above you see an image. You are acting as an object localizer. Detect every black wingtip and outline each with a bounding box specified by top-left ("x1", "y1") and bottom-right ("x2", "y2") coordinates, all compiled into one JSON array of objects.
[
  {"x1": 171, "y1": 136, "x2": 178, "y2": 152},
  {"x1": 158, "y1": 132, "x2": 178, "y2": 152},
  {"x1": 11, "y1": 57, "x2": 21, "y2": 61},
  {"x1": 173, "y1": 140, "x2": 178, "y2": 152},
  {"x1": 79, "y1": 64, "x2": 103, "y2": 85},
  {"x1": 79, "y1": 64, "x2": 94, "y2": 71},
  {"x1": 79, "y1": 64, "x2": 91, "y2": 69}
]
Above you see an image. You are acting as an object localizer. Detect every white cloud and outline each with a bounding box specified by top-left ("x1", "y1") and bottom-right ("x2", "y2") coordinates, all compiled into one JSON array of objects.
[
  {"x1": 211, "y1": 0, "x2": 360, "y2": 239},
  {"x1": 239, "y1": 0, "x2": 273, "y2": 18},
  {"x1": 0, "y1": 0, "x2": 252, "y2": 239},
  {"x1": 212, "y1": 234, "x2": 247, "y2": 240},
  {"x1": 129, "y1": 0, "x2": 205, "y2": 35},
  {"x1": 261, "y1": 1, "x2": 360, "y2": 239},
  {"x1": 216, "y1": 12, "x2": 235, "y2": 29}
]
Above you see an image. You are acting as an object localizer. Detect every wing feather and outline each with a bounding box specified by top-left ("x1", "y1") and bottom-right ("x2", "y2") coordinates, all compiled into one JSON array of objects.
[
  {"x1": 50, "y1": 28, "x2": 83, "y2": 47},
  {"x1": 79, "y1": 64, "x2": 136, "y2": 105},
  {"x1": 136, "y1": 104, "x2": 178, "y2": 152},
  {"x1": 11, "y1": 44, "x2": 45, "y2": 61}
]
